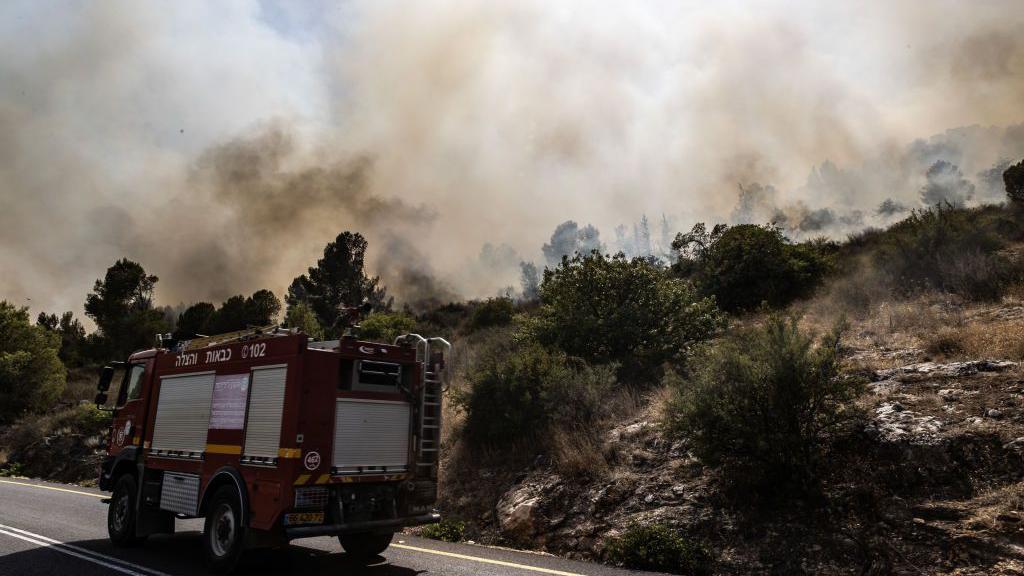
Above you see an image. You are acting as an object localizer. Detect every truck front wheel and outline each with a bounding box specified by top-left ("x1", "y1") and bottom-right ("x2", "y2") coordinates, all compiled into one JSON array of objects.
[
  {"x1": 108, "y1": 475, "x2": 144, "y2": 546},
  {"x1": 338, "y1": 532, "x2": 393, "y2": 559},
  {"x1": 203, "y1": 486, "x2": 245, "y2": 573}
]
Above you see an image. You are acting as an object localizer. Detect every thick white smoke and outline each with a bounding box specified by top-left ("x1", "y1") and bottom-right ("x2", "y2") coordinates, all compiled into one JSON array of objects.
[{"x1": 2, "y1": 0, "x2": 1023, "y2": 318}]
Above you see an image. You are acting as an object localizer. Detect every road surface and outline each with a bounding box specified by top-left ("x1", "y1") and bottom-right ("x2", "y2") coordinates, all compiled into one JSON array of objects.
[{"x1": 0, "y1": 478, "x2": 660, "y2": 576}]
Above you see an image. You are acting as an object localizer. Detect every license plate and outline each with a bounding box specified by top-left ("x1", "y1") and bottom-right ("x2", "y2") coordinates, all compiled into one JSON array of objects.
[{"x1": 285, "y1": 512, "x2": 324, "y2": 526}]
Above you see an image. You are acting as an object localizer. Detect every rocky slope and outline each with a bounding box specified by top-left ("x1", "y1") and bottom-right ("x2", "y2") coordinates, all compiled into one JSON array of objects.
[{"x1": 438, "y1": 354, "x2": 1024, "y2": 575}]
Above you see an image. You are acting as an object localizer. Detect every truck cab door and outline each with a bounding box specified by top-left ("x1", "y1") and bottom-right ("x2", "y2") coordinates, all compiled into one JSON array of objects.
[{"x1": 110, "y1": 362, "x2": 151, "y2": 456}]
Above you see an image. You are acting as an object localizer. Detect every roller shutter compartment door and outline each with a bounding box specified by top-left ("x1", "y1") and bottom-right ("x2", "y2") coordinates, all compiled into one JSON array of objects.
[
  {"x1": 243, "y1": 366, "x2": 288, "y2": 459},
  {"x1": 151, "y1": 372, "x2": 216, "y2": 455},
  {"x1": 333, "y1": 399, "x2": 411, "y2": 472}
]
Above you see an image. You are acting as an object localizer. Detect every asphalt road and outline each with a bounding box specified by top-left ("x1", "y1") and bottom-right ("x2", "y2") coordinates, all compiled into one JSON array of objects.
[{"x1": 0, "y1": 478, "x2": 660, "y2": 576}]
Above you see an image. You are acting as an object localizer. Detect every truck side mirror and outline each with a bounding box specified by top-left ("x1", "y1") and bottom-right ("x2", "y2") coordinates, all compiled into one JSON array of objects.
[
  {"x1": 95, "y1": 392, "x2": 108, "y2": 407},
  {"x1": 97, "y1": 365, "x2": 115, "y2": 392}
]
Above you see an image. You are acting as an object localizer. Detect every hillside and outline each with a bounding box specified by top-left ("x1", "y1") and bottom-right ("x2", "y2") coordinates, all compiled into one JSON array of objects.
[
  {"x1": 6, "y1": 201, "x2": 1024, "y2": 575},
  {"x1": 432, "y1": 292, "x2": 1024, "y2": 575}
]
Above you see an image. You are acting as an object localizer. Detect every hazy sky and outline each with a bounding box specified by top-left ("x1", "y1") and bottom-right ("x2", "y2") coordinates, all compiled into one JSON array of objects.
[{"x1": 2, "y1": 0, "x2": 1023, "y2": 318}]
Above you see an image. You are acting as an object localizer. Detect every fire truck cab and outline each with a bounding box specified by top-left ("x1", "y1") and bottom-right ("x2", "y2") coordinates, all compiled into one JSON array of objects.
[{"x1": 94, "y1": 327, "x2": 448, "y2": 572}]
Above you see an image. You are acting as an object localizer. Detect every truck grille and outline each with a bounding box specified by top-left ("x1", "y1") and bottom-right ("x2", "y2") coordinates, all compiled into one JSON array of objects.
[{"x1": 294, "y1": 486, "x2": 329, "y2": 509}]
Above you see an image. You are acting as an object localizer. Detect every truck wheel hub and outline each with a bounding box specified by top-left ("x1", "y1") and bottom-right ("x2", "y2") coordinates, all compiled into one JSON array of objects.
[
  {"x1": 111, "y1": 494, "x2": 128, "y2": 532},
  {"x1": 211, "y1": 504, "x2": 235, "y2": 557}
]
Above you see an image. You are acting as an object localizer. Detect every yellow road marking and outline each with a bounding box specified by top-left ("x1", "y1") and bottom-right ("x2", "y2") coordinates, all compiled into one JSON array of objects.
[
  {"x1": 205, "y1": 444, "x2": 242, "y2": 455},
  {"x1": 0, "y1": 479, "x2": 105, "y2": 498},
  {"x1": 391, "y1": 543, "x2": 585, "y2": 576}
]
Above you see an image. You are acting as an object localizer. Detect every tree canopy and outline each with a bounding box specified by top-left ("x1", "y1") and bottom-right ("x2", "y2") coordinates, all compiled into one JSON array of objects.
[
  {"x1": 84, "y1": 258, "x2": 169, "y2": 359},
  {"x1": 0, "y1": 302, "x2": 65, "y2": 423},
  {"x1": 286, "y1": 232, "x2": 388, "y2": 331}
]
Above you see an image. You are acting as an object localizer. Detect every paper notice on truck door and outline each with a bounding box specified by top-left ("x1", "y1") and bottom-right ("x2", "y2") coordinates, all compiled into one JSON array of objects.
[{"x1": 209, "y1": 373, "x2": 249, "y2": 429}]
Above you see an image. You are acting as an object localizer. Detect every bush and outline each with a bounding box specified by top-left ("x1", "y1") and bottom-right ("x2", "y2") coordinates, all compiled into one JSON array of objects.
[
  {"x1": 533, "y1": 253, "x2": 723, "y2": 383},
  {"x1": 673, "y1": 223, "x2": 832, "y2": 312},
  {"x1": 1005, "y1": 158, "x2": 1024, "y2": 203},
  {"x1": 0, "y1": 302, "x2": 66, "y2": 424},
  {"x1": 605, "y1": 524, "x2": 711, "y2": 575},
  {"x1": 466, "y1": 297, "x2": 514, "y2": 332},
  {"x1": 924, "y1": 327, "x2": 966, "y2": 357},
  {"x1": 665, "y1": 314, "x2": 862, "y2": 496},
  {"x1": 420, "y1": 519, "x2": 466, "y2": 542},
  {"x1": 874, "y1": 206, "x2": 1020, "y2": 301},
  {"x1": 283, "y1": 301, "x2": 324, "y2": 340},
  {"x1": 455, "y1": 343, "x2": 615, "y2": 451},
  {"x1": 358, "y1": 312, "x2": 416, "y2": 344}
]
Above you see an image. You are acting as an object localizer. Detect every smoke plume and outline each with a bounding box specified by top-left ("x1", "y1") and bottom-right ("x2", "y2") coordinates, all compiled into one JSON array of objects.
[{"x1": 2, "y1": 1, "x2": 1024, "y2": 318}]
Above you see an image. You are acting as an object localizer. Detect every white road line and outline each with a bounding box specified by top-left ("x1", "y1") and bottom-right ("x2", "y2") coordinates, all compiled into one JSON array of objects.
[
  {"x1": 0, "y1": 524, "x2": 172, "y2": 576},
  {"x1": 391, "y1": 543, "x2": 586, "y2": 576},
  {"x1": 2, "y1": 479, "x2": 589, "y2": 576},
  {"x1": 0, "y1": 479, "x2": 105, "y2": 498}
]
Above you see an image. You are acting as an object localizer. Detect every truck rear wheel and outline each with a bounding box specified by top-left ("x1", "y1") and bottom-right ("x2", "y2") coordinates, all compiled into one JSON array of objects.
[
  {"x1": 203, "y1": 486, "x2": 245, "y2": 573},
  {"x1": 108, "y1": 475, "x2": 144, "y2": 546},
  {"x1": 338, "y1": 532, "x2": 393, "y2": 559}
]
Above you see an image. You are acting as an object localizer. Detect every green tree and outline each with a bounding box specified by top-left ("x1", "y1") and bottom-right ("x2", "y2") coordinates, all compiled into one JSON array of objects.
[
  {"x1": 1005, "y1": 159, "x2": 1024, "y2": 203},
  {"x1": 283, "y1": 301, "x2": 323, "y2": 340},
  {"x1": 0, "y1": 302, "x2": 66, "y2": 423},
  {"x1": 665, "y1": 315, "x2": 861, "y2": 495},
  {"x1": 533, "y1": 253, "x2": 723, "y2": 382},
  {"x1": 286, "y1": 232, "x2": 389, "y2": 330},
  {"x1": 209, "y1": 295, "x2": 247, "y2": 334},
  {"x1": 173, "y1": 302, "x2": 216, "y2": 338},
  {"x1": 359, "y1": 312, "x2": 415, "y2": 344},
  {"x1": 244, "y1": 289, "x2": 281, "y2": 326},
  {"x1": 673, "y1": 223, "x2": 830, "y2": 312},
  {"x1": 84, "y1": 259, "x2": 169, "y2": 359},
  {"x1": 36, "y1": 311, "x2": 87, "y2": 367},
  {"x1": 466, "y1": 297, "x2": 514, "y2": 332}
]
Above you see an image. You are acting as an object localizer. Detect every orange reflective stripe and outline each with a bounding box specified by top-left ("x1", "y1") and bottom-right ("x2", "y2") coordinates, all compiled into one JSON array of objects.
[
  {"x1": 315, "y1": 475, "x2": 330, "y2": 485},
  {"x1": 278, "y1": 448, "x2": 302, "y2": 458},
  {"x1": 205, "y1": 444, "x2": 242, "y2": 455},
  {"x1": 294, "y1": 474, "x2": 310, "y2": 485}
]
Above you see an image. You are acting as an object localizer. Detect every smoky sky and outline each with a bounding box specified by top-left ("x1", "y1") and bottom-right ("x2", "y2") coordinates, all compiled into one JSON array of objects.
[{"x1": 2, "y1": 0, "x2": 1024, "y2": 319}]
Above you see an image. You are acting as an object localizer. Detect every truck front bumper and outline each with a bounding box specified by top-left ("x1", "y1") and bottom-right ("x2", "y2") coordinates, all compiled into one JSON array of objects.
[{"x1": 284, "y1": 512, "x2": 440, "y2": 540}]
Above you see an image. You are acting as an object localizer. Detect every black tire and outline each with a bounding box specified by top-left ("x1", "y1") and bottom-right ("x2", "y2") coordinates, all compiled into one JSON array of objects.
[
  {"x1": 203, "y1": 486, "x2": 246, "y2": 573},
  {"x1": 338, "y1": 532, "x2": 394, "y2": 559},
  {"x1": 108, "y1": 475, "x2": 144, "y2": 546}
]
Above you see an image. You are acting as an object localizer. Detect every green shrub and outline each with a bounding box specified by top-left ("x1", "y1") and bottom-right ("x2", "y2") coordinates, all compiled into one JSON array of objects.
[
  {"x1": 421, "y1": 519, "x2": 466, "y2": 542},
  {"x1": 0, "y1": 462, "x2": 26, "y2": 477},
  {"x1": 466, "y1": 297, "x2": 514, "y2": 332},
  {"x1": 359, "y1": 312, "x2": 416, "y2": 344},
  {"x1": 533, "y1": 253, "x2": 723, "y2": 383},
  {"x1": 673, "y1": 223, "x2": 832, "y2": 312},
  {"x1": 0, "y1": 302, "x2": 66, "y2": 424},
  {"x1": 874, "y1": 206, "x2": 1020, "y2": 301},
  {"x1": 605, "y1": 524, "x2": 711, "y2": 575},
  {"x1": 284, "y1": 301, "x2": 324, "y2": 340},
  {"x1": 455, "y1": 343, "x2": 615, "y2": 450},
  {"x1": 665, "y1": 314, "x2": 862, "y2": 495}
]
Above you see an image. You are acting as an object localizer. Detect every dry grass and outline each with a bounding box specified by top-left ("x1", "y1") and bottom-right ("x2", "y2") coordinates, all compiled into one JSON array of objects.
[
  {"x1": 922, "y1": 320, "x2": 1024, "y2": 361},
  {"x1": 550, "y1": 427, "x2": 608, "y2": 480}
]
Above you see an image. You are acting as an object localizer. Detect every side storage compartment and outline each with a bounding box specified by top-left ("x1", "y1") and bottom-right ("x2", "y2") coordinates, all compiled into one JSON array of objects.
[
  {"x1": 242, "y1": 365, "x2": 288, "y2": 465},
  {"x1": 150, "y1": 371, "x2": 216, "y2": 458}
]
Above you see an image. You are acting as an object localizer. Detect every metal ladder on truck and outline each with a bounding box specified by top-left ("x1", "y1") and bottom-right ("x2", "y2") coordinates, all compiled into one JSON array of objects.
[{"x1": 396, "y1": 335, "x2": 451, "y2": 479}]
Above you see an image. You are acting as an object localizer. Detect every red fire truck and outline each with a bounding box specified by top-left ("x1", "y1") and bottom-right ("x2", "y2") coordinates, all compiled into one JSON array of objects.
[{"x1": 94, "y1": 326, "x2": 448, "y2": 571}]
